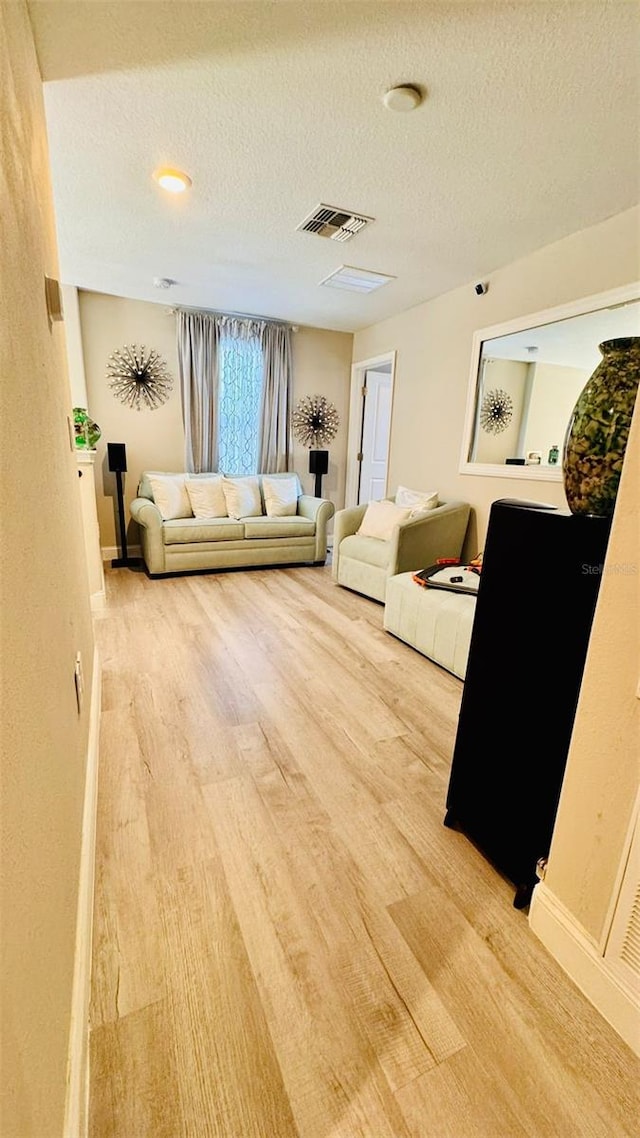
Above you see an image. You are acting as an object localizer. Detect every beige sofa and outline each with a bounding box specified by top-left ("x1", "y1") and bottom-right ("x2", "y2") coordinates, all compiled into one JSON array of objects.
[
  {"x1": 130, "y1": 471, "x2": 335, "y2": 577},
  {"x1": 332, "y1": 497, "x2": 471, "y2": 603}
]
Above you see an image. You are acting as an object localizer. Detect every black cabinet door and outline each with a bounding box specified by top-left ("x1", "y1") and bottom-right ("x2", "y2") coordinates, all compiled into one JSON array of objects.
[{"x1": 444, "y1": 499, "x2": 611, "y2": 908}]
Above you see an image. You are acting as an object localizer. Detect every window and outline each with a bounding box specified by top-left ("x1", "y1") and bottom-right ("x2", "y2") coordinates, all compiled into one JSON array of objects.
[
  {"x1": 177, "y1": 308, "x2": 291, "y2": 476},
  {"x1": 217, "y1": 333, "x2": 264, "y2": 475}
]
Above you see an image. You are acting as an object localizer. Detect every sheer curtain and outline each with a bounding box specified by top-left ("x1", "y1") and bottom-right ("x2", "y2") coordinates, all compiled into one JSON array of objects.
[
  {"x1": 218, "y1": 320, "x2": 264, "y2": 475},
  {"x1": 176, "y1": 308, "x2": 293, "y2": 475}
]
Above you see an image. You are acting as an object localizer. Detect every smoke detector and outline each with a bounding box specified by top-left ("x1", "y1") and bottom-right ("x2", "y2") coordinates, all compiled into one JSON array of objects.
[
  {"x1": 382, "y1": 85, "x2": 423, "y2": 112},
  {"x1": 297, "y1": 203, "x2": 374, "y2": 242}
]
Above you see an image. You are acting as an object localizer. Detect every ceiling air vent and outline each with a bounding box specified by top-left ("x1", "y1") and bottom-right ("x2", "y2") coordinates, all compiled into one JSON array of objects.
[
  {"x1": 297, "y1": 203, "x2": 374, "y2": 242},
  {"x1": 319, "y1": 265, "x2": 396, "y2": 293}
]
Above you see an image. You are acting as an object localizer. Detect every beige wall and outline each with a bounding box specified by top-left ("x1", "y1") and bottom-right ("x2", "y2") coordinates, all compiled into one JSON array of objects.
[
  {"x1": 353, "y1": 204, "x2": 640, "y2": 972},
  {"x1": 0, "y1": 5, "x2": 95, "y2": 1136},
  {"x1": 523, "y1": 361, "x2": 589, "y2": 462},
  {"x1": 78, "y1": 292, "x2": 184, "y2": 548},
  {"x1": 352, "y1": 206, "x2": 640, "y2": 559},
  {"x1": 77, "y1": 291, "x2": 353, "y2": 547}
]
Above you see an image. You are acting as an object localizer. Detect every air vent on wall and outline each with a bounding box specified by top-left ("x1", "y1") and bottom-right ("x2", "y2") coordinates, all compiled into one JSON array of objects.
[
  {"x1": 319, "y1": 265, "x2": 395, "y2": 293},
  {"x1": 297, "y1": 203, "x2": 374, "y2": 242}
]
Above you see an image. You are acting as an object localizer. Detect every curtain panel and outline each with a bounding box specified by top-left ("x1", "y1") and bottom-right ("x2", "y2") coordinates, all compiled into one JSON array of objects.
[
  {"x1": 258, "y1": 322, "x2": 293, "y2": 473},
  {"x1": 176, "y1": 309, "x2": 220, "y2": 473}
]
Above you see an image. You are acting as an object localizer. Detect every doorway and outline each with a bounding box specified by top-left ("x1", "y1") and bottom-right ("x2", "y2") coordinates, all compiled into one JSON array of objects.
[{"x1": 345, "y1": 351, "x2": 396, "y2": 507}]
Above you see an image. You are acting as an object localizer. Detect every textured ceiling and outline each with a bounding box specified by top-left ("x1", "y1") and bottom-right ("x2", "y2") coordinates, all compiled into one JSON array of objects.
[{"x1": 29, "y1": 0, "x2": 640, "y2": 332}]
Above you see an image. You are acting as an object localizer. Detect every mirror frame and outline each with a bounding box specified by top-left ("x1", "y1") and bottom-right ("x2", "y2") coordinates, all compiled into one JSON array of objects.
[{"x1": 458, "y1": 281, "x2": 640, "y2": 481}]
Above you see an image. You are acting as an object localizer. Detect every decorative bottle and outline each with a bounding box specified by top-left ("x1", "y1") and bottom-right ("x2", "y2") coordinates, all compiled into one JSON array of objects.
[{"x1": 562, "y1": 337, "x2": 640, "y2": 517}]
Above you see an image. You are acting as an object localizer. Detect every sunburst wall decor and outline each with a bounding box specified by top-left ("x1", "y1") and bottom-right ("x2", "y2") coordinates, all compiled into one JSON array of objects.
[
  {"x1": 479, "y1": 387, "x2": 514, "y2": 434},
  {"x1": 292, "y1": 394, "x2": 340, "y2": 448},
  {"x1": 107, "y1": 344, "x2": 174, "y2": 410}
]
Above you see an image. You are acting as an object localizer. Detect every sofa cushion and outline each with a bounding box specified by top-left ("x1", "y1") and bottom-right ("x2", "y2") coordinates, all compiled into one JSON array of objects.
[
  {"x1": 338, "y1": 533, "x2": 393, "y2": 569},
  {"x1": 358, "y1": 500, "x2": 412, "y2": 541},
  {"x1": 222, "y1": 476, "x2": 263, "y2": 519},
  {"x1": 185, "y1": 474, "x2": 228, "y2": 518},
  {"x1": 147, "y1": 472, "x2": 193, "y2": 520},
  {"x1": 163, "y1": 517, "x2": 245, "y2": 544},
  {"x1": 243, "y1": 516, "x2": 315, "y2": 539},
  {"x1": 262, "y1": 474, "x2": 298, "y2": 517},
  {"x1": 138, "y1": 470, "x2": 216, "y2": 501}
]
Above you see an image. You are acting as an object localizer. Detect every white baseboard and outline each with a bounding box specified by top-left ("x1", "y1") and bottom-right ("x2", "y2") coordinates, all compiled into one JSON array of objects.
[
  {"x1": 90, "y1": 590, "x2": 107, "y2": 614},
  {"x1": 64, "y1": 647, "x2": 102, "y2": 1138},
  {"x1": 529, "y1": 881, "x2": 640, "y2": 1056},
  {"x1": 101, "y1": 544, "x2": 141, "y2": 562}
]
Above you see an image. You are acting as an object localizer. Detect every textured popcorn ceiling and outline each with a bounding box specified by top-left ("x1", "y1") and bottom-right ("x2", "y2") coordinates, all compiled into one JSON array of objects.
[{"x1": 29, "y1": 0, "x2": 640, "y2": 332}]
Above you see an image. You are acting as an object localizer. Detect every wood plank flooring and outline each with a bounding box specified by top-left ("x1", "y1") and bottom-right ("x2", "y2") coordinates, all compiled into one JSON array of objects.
[{"x1": 89, "y1": 562, "x2": 639, "y2": 1138}]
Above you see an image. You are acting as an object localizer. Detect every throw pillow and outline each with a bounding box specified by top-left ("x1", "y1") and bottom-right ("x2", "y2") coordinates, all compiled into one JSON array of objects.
[
  {"x1": 395, "y1": 485, "x2": 439, "y2": 515},
  {"x1": 358, "y1": 500, "x2": 412, "y2": 541},
  {"x1": 262, "y1": 475, "x2": 298, "y2": 517},
  {"x1": 185, "y1": 474, "x2": 228, "y2": 519},
  {"x1": 222, "y1": 476, "x2": 263, "y2": 519},
  {"x1": 147, "y1": 473, "x2": 193, "y2": 520}
]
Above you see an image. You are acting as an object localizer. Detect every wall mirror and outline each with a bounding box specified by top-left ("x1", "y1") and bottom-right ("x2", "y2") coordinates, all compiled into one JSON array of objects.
[{"x1": 459, "y1": 282, "x2": 640, "y2": 480}]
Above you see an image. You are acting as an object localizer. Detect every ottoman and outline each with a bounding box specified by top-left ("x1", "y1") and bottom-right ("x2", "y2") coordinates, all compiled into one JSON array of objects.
[{"x1": 383, "y1": 571, "x2": 477, "y2": 680}]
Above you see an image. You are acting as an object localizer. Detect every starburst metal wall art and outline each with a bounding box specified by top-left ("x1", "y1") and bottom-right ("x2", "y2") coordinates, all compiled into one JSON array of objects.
[
  {"x1": 107, "y1": 344, "x2": 174, "y2": 410},
  {"x1": 479, "y1": 387, "x2": 514, "y2": 435},
  {"x1": 292, "y1": 394, "x2": 340, "y2": 448}
]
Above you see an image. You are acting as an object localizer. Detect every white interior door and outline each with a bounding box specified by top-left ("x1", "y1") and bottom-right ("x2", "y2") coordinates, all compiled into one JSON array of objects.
[{"x1": 358, "y1": 370, "x2": 392, "y2": 504}]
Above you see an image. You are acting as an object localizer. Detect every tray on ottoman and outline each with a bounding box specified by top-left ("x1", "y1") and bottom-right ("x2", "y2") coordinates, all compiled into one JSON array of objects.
[{"x1": 384, "y1": 571, "x2": 477, "y2": 680}]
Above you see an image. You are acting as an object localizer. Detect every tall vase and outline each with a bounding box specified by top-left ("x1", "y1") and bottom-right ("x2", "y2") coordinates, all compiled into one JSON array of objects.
[{"x1": 562, "y1": 336, "x2": 640, "y2": 517}]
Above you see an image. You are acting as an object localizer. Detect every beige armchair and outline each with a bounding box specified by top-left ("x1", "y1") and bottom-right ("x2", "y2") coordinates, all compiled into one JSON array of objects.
[{"x1": 332, "y1": 498, "x2": 471, "y2": 603}]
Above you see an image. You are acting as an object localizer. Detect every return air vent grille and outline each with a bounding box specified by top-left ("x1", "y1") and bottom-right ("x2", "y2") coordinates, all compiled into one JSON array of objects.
[
  {"x1": 319, "y1": 265, "x2": 395, "y2": 293},
  {"x1": 297, "y1": 204, "x2": 374, "y2": 242}
]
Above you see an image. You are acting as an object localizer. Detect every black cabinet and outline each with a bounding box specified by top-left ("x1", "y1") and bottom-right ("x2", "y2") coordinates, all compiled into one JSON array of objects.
[{"x1": 444, "y1": 499, "x2": 612, "y2": 908}]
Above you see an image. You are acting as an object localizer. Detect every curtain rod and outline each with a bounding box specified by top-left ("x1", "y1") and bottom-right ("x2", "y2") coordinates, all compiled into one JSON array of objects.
[{"x1": 165, "y1": 304, "x2": 299, "y2": 332}]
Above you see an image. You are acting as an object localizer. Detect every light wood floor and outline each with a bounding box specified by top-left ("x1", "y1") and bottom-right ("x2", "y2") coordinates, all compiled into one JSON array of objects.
[{"x1": 89, "y1": 562, "x2": 639, "y2": 1138}]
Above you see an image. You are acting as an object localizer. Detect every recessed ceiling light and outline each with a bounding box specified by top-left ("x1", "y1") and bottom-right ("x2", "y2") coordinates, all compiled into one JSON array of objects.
[
  {"x1": 382, "y1": 85, "x2": 423, "y2": 112},
  {"x1": 153, "y1": 167, "x2": 192, "y2": 193}
]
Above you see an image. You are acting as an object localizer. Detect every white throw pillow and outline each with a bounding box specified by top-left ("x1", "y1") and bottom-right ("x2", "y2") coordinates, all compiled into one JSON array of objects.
[
  {"x1": 358, "y1": 500, "x2": 412, "y2": 541},
  {"x1": 262, "y1": 475, "x2": 298, "y2": 517},
  {"x1": 147, "y1": 473, "x2": 193, "y2": 520},
  {"x1": 185, "y1": 474, "x2": 228, "y2": 519},
  {"x1": 395, "y1": 485, "x2": 439, "y2": 516},
  {"x1": 222, "y1": 476, "x2": 263, "y2": 519}
]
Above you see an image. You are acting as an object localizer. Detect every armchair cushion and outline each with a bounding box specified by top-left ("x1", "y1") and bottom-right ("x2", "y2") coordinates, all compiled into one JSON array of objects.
[
  {"x1": 358, "y1": 500, "x2": 412, "y2": 540},
  {"x1": 395, "y1": 485, "x2": 439, "y2": 514},
  {"x1": 339, "y1": 534, "x2": 394, "y2": 569}
]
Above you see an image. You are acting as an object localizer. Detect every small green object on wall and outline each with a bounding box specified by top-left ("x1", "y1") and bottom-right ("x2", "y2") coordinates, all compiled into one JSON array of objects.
[{"x1": 73, "y1": 407, "x2": 101, "y2": 450}]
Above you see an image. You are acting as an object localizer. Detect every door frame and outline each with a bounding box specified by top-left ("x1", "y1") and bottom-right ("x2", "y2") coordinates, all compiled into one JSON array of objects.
[{"x1": 345, "y1": 350, "x2": 397, "y2": 507}]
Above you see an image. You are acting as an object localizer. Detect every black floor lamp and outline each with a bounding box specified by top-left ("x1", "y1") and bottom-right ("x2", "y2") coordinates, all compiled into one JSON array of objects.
[
  {"x1": 108, "y1": 443, "x2": 133, "y2": 567},
  {"x1": 309, "y1": 449, "x2": 329, "y2": 498}
]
